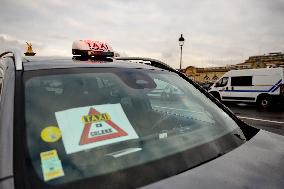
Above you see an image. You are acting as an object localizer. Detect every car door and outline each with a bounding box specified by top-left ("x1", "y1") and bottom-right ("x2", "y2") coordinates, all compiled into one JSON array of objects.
[
  {"x1": 213, "y1": 77, "x2": 230, "y2": 100},
  {"x1": 230, "y1": 76, "x2": 254, "y2": 101}
]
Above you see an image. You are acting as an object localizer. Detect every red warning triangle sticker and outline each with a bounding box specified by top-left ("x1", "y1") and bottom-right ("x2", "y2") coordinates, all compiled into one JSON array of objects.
[{"x1": 79, "y1": 108, "x2": 128, "y2": 145}]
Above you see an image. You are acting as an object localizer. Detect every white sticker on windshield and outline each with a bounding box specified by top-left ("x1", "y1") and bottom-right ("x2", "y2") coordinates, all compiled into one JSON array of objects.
[{"x1": 55, "y1": 103, "x2": 139, "y2": 154}]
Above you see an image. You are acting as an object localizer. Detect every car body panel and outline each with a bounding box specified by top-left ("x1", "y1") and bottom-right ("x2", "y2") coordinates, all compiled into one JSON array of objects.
[
  {"x1": 0, "y1": 178, "x2": 14, "y2": 189},
  {"x1": 142, "y1": 130, "x2": 284, "y2": 189},
  {"x1": 0, "y1": 59, "x2": 14, "y2": 180}
]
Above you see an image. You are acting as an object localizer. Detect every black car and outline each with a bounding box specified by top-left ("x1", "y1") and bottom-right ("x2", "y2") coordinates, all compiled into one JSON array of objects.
[{"x1": 0, "y1": 49, "x2": 283, "y2": 189}]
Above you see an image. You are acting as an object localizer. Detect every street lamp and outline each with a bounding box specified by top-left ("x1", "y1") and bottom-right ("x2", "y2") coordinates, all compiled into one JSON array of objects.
[{"x1": 178, "y1": 34, "x2": 185, "y2": 70}]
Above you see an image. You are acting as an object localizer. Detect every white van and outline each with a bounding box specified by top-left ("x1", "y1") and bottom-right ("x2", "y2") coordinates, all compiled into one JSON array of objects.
[{"x1": 208, "y1": 68, "x2": 284, "y2": 108}]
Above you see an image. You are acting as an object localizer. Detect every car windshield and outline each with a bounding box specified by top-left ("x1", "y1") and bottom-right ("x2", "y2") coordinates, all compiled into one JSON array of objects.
[{"x1": 23, "y1": 67, "x2": 245, "y2": 188}]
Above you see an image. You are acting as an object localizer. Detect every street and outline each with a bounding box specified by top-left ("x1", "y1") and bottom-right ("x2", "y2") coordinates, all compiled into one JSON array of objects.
[
  {"x1": 150, "y1": 96, "x2": 284, "y2": 136},
  {"x1": 225, "y1": 102, "x2": 284, "y2": 136}
]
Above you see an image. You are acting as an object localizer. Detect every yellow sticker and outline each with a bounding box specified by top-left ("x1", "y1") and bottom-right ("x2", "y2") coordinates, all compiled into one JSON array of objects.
[
  {"x1": 41, "y1": 126, "x2": 61, "y2": 143},
  {"x1": 40, "y1": 150, "x2": 64, "y2": 181},
  {"x1": 40, "y1": 149, "x2": 58, "y2": 161}
]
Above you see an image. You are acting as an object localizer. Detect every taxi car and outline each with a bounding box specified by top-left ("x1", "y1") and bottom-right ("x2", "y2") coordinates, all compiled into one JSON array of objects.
[{"x1": 0, "y1": 40, "x2": 284, "y2": 189}]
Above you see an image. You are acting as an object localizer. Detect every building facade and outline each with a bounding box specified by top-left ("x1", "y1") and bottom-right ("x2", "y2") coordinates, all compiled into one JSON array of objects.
[
  {"x1": 184, "y1": 52, "x2": 284, "y2": 84},
  {"x1": 184, "y1": 66, "x2": 229, "y2": 83}
]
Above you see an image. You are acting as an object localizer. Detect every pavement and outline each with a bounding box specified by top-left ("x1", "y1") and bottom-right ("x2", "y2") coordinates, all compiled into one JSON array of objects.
[{"x1": 224, "y1": 102, "x2": 284, "y2": 136}]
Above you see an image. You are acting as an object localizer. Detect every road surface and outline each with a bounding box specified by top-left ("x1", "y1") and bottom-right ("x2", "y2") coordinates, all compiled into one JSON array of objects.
[
  {"x1": 225, "y1": 102, "x2": 284, "y2": 136},
  {"x1": 150, "y1": 97, "x2": 284, "y2": 136}
]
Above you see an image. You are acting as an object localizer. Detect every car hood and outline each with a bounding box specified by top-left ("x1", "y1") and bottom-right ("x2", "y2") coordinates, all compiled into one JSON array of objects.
[{"x1": 142, "y1": 130, "x2": 284, "y2": 189}]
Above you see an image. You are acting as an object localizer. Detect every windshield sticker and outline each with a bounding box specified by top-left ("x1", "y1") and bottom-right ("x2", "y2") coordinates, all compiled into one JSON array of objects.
[
  {"x1": 41, "y1": 126, "x2": 62, "y2": 143},
  {"x1": 159, "y1": 132, "x2": 168, "y2": 139},
  {"x1": 40, "y1": 150, "x2": 64, "y2": 182},
  {"x1": 55, "y1": 103, "x2": 139, "y2": 154}
]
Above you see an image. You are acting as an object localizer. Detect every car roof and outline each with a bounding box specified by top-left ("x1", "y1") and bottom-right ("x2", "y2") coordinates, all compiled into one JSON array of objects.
[{"x1": 22, "y1": 56, "x2": 165, "y2": 71}]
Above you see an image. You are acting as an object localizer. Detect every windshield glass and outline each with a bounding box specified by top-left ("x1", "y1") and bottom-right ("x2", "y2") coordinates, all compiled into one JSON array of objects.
[{"x1": 23, "y1": 67, "x2": 245, "y2": 188}]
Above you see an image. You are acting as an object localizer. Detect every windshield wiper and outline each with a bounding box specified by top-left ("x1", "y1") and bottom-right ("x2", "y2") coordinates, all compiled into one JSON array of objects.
[{"x1": 233, "y1": 133, "x2": 246, "y2": 141}]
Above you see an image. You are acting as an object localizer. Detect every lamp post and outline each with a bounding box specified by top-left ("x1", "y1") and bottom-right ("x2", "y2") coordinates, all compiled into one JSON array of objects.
[{"x1": 178, "y1": 34, "x2": 185, "y2": 70}]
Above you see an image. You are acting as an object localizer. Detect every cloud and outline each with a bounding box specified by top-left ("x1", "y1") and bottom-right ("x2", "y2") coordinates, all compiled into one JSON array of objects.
[
  {"x1": 0, "y1": 34, "x2": 26, "y2": 50},
  {"x1": 0, "y1": 34, "x2": 46, "y2": 55},
  {"x1": 0, "y1": 0, "x2": 284, "y2": 68}
]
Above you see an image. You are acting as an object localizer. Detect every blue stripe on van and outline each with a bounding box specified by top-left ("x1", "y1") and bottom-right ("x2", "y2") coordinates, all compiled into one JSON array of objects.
[
  {"x1": 271, "y1": 82, "x2": 282, "y2": 92},
  {"x1": 268, "y1": 79, "x2": 282, "y2": 92},
  {"x1": 223, "y1": 79, "x2": 282, "y2": 93}
]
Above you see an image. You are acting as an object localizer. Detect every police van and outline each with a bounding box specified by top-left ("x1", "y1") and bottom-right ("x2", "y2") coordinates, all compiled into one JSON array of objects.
[{"x1": 209, "y1": 68, "x2": 284, "y2": 108}]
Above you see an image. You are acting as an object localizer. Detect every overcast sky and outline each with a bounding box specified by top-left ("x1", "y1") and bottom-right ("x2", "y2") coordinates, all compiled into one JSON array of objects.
[{"x1": 1, "y1": 0, "x2": 284, "y2": 68}]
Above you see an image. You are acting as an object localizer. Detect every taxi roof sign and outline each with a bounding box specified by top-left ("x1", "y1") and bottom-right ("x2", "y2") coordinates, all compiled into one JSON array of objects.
[{"x1": 72, "y1": 40, "x2": 114, "y2": 57}]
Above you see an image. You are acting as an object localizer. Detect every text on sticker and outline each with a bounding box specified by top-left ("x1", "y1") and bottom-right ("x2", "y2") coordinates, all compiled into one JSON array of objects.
[
  {"x1": 40, "y1": 150, "x2": 58, "y2": 161},
  {"x1": 82, "y1": 113, "x2": 111, "y2": 124}
]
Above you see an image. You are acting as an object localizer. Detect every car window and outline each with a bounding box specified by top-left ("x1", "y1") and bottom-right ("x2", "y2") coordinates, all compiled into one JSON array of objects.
[
  {"x1": 221, "y1": 77, "x2": 229, "y2": 87},
  {"x1": 215, "y1": 77, "x2": 228, "y2": 87},
  {"x1": 215, "y1": 78, "x2": 222, "y2": 87},
  {"x1": 231, "y1": 76, "x2": 252, "y2": 86},
  {"x1": 148, "y1": 78, "x2": 184, "y2": 98},
  {"x1": 23, "y1": 68, "x2": 245, "y2": 188}
]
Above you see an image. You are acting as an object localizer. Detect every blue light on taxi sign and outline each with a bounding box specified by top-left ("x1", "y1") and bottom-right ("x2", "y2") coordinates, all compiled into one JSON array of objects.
[{"x1": 72, "y1": 40, "x2": 114, "y2": 57}]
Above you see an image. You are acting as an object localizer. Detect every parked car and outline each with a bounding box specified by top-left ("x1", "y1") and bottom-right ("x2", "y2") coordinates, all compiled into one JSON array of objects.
[{"x1": 1, "y1": 45, "x2": 284, "y2": 189}]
